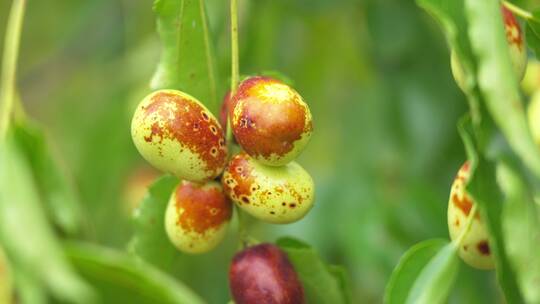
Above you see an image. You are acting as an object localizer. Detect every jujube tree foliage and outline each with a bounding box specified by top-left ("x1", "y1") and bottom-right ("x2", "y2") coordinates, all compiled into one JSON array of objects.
[{"x1": 385, "y1": 1, "x2": 540, "y2": 303}]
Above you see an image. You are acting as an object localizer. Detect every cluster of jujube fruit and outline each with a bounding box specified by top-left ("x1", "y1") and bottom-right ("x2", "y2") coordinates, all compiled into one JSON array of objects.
[
  {"x1": 132, "y1": 89, "x2": 231, "y2": 253},
  {"x1": 447, "y1": 6, "x2": 527, "y2": 270},
  {"x1": 131, "y1": 76, "x2": 313, "y2": 302},
  {"x1": 222, "y1": 76, "x2": 314, "y2": 224}
]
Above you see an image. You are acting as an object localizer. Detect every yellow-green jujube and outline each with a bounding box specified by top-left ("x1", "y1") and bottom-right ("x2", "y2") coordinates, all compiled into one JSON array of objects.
[
  {"x1": 451, "y1": 6, "x2": 527, "y2": 92},
  {"x1": 165, "y1": 180, "x2": 232, "y2": 254},
  {"x1": 131, "y1": 90, "x2": 227, "y2": 182},
  {"x1": 222, "y1": 152, "x2": 315, "y2": 224},
  {"x1": 522, "y1": 60, "x2": 540, "y2": 96},
  {"x1": 528, "y1": 91, "x2": 540, "y2": 147},
  {"x1": 447, "y1": 162, "x2": 494, "y2": 270}
]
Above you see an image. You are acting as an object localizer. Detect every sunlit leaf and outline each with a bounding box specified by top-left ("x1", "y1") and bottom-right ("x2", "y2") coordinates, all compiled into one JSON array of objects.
[
  {"x1": 66, "y1": 242, "x2": 205, "y2": 304},
  {"x1": 384, "y1": 239, "x2": 447, "y2": 304},
  {"x1": 151, "y1": 0, "x2": 220, "y2": 115},
  {"x1": 497, "y1": 162, "x2": 540, "y2": 303},
  {"x1": 405, "y1": 242, "x2": 459, "y2": 304},
  {"x1": 465, "y1": 0, "x2": 540, "y2": 179},
  {"x1": 0, "y1": 245, "x2": 13, "y2": 304},
  {"x1": 459, "y1": 119, "x2": 525, "y2": 303},
  {"x1": 0, "y1": 136, "x2": 94, "y2": 303},
  {"x1": 129, "y1": 175, "x2": 179, "y2": 271},
  {"x1": 13, "y1": 120, "x2": 83, "y2": 235},
  {"x1": 13, "y1": 268, "x2": 49, "y2": 304},
  {"x1": 277, "y1": 237, "x2": 350, "y2": 304}
]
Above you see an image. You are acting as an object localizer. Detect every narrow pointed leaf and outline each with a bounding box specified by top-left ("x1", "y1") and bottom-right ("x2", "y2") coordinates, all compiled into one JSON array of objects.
[
  {"x1": 66, "y1": 242, "x2": 205, "y2": 304},
  {"x1": 129, "y1": 175, "x2": 179, "y2": 271},
  {"x1": 151, "y1": 0, "x2": 219, "y2": 115},
  {"x1": 384, "y1": 239, "x2": 447, "y2": 304}
]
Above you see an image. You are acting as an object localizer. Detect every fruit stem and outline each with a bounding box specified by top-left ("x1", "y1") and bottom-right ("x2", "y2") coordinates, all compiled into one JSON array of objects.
[
  {"x1": 0, "y1": 0, "x2": 26, "y2": 141},
  {"x1": 235, "y1": 204, "x2": 249, "y2": 247},
  {"x1": 230, "y1": 0, "x2": 239, "y2": 95},
  {"x1": 453, "y1": 204, "x2": 478, "y2": 248},
  {"x1": 502, "y1": 1, "x2": 538, "y2": 22},
  {"x1": 227, "y1": 0, "x2": 239, "y2": 145}
]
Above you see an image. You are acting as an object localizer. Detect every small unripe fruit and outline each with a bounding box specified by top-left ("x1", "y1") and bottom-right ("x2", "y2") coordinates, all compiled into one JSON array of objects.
[
  {"x1": 528, "y1": 91, "x2": 540, "y2": 147},
  {"x1": 131, "y1": 90, "x2": 227, "y2": 182},
  {"x1": 165, "y1": 180, "x2": 232, "y2": 254},
  {"x1": 229, "y1": 243, "x2": 304, "y2": 304},
  {"x1": 230, "y1": 76, "x2": 313, "y2": 166},
  {"x1": 222, "y1": 152, "x2": 314, "y2": 224},
  {"x1": 447, "y1": 162, "x2": 494, "y2": 270},
  {"x1": 451, "y1": 6, "x2": 526, "y2": 91},
  {"x1": 0, "y1": 246, "x2": 12, "y2": 304}
]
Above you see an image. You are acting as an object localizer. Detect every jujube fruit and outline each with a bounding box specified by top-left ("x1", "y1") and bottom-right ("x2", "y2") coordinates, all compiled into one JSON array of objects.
[
  {"x1": 522, "y1": 60, "x2": 540, "y2": 96},
  {"x1": 222, "y1": 152, "x2": 314, "y2": 224},
  {"x1": 230, "y1": 76, "x2": 313, "y2": 166},
  {"x1": 447, "y1": 162, "x2": 494, "y2": 270},
  {"x1": 229, "y1": 243, "x2": 304, "y2": 304},
  {"x1": 451, "y1": 6, "x2": 527, "y2": 92},
  {"x1": 165, "y1": 180, "x2": 232, "y2": 254},
  {"x1": 131, "y1": 89, "x2": 227, "y2": 182}
]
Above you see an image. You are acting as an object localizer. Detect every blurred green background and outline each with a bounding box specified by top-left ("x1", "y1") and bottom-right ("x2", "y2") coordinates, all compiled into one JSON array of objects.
[{"x1": 0, "y1": 0, "x2": 512, "y2": 302}]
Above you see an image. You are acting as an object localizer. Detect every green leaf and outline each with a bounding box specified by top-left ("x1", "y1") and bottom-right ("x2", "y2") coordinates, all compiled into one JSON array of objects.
[
  {"x1": 277, "y1": 237, "x2": 350, "y2": 304},
  {"x1": 0, "y1": 245, "x2": 13, "y2": 304},
  {"x1": 384, "y1": 239, "x2": 447, "y2": 304},
  {"x1": 13, "y1": 269, "x2": 47, "y2": 304},
  {"x1": 458, "y1": 119, "x2": 525, "y2": 303},
  {"x1": 151, "y1": 0, "x2": 220, "y2": 115},
  {"x1": 65, "y1": 242, "x2": 205, "y2": 304},
  {"x1": 0, "y1": 136, "x2": 94, "y2": 303},
  {"x1": 405, "y1": 242, "x2": 459, "y2": 304},
  {"x1": 416, "y1": 0, "x2": 483, "y2": 124},
  {"x1": 466, "y1": 158, "x2": 525, "y2": 303},
  {"x1": 326, "y1": 265, "x2": 352, "y2": 304},
  {"x1": 129, "y1": 175, "x2": 179, "y2": 271},
  {"x1": 464, "y1": 0, "x2": 540, "y2": 179},
  {"x1": 527, "y1": 21, "x2": 540, "y2": 59},
  {"x1": 497, "y1": 162, "x2": 540, "y2": 303},
  {"x1": 13, "y1": 120, "x2": 83, "y2": 235}
]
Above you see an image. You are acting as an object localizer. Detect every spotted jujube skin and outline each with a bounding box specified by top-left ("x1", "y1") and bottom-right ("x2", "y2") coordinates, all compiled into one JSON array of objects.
[
  {"x1": 131, "y1": 90, "x2": 227, "y2": 182},
  {"x1": 502, "y1": 5, "x2": 527, "y2": 80},
  {"x1": 451, "y1": 6, "x2": 527, "y2": 91},
  {"x1": 222, "y1": 153, "x2": 314, "y2": 224},
  {"x1": 447, "y1": 162, "x2": 494, "y2": 270},
  {"x1": 230, "y1": 76, "x2": 313, "y2": 166},
  {"x1": 165, "y1": 180, "x2": 232, "y2": 254},
  {"x1": 229, "y1": 243, "x2": 305, "y2": 304}
]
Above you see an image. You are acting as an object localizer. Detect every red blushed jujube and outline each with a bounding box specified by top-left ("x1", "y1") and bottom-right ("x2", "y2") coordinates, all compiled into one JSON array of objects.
[
  {"x1": 230, "y1": 76, "x2": 313, "y2": 166},
  {"x1": 229, "y1": 243, "x2": 304, "y2": 304}
]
